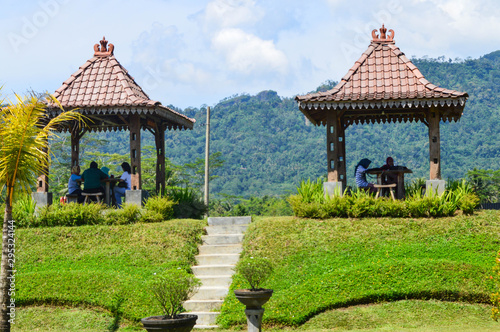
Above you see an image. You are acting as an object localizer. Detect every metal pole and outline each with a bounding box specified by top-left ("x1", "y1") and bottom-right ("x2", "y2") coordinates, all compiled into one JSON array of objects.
[{"x1": 204, "y1": 106, "x2": 210, "y2": 215}]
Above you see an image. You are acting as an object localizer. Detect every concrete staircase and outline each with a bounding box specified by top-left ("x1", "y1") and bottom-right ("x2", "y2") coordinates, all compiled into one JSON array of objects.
[{"x1": 185, "y1": 216, "x2": 250, "y2": 329}]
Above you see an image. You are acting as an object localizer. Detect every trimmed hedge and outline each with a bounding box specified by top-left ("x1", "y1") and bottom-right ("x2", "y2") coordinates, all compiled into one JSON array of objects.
[
  {"x1": 13, "y1": 196, "x2": 178, "y2": 228},
  {"x1": 288, "y1": 179, "x2": 480, "y2": 218}
]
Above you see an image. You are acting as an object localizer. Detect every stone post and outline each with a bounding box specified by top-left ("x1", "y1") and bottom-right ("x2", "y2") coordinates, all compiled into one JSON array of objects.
[{"x1": 245, "y1": 308, "x2": 265, "y2": 332}]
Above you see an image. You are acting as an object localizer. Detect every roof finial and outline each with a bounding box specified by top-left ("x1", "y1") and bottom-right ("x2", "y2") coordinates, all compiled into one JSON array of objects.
[
  {"x1": 371, "y1": 24, "x2": 395, "y2": 43},
  {"x1": 94, "y1": 36, "x2": 114, "y2": 57}
]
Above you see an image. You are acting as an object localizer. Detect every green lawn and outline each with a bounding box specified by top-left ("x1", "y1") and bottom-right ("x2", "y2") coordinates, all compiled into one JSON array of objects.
[
  {"x1": 12, "y1": 211, "x2": 500, "y2": 330},
  {"x1": 15, "y1": 220, "x2": 205, "y2": 322},
  {"x1": 219, "y1": 211, "x2": 500, "y2": 328},
  {"x1": 13, "y1": 300, "x2": 499, "y2": 331}
]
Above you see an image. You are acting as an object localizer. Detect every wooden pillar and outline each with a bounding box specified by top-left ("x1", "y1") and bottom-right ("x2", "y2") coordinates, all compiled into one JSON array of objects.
[
  {"x1": 326, "y1": 110, "x2": 347, "y2": 188},
  {"x1": 130, "y1": 114, "x2": 142, "y2": 190},
  {"x1": 36, "y1": 143, "x2": 49, "y2": 192},
  {"x1": 36, "y1": 174, "x2": 49, "y2": 193},
  {"x1": 155, "y1": 125, "x2": 165, "y2": 195},
  {"x1": 71, "y1": 126, "x2": 85, "y2": 167},
  {"x1": 428, "y1": 107, "x2": 441, "y2": 180}
]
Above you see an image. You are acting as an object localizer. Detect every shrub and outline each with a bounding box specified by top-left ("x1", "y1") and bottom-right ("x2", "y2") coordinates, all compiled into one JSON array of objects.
[
  {"x1": 287, "y1": 195, "x2": 323, "y2": 218},
  {"x1": 405, "y1": 178, "x2": 426, "y2": 197},
  {"x1": 36, "y1": 202, "x2": 106, "y2": 227},
  {"x1": 144, "y1": 196, "x2": 175, "y2": 220},
  {"x1": 104, "y1": 203, "x2": 142, "y2": 225},
  {"x1": 148, "y1": 268, "x2": 201, "y2": 319},
  {"x1": 321, "y1": 195, "x2": 349, "y2": 218},
  {"x1": 235, "y1": 256, "x2": 274, "y2": 290},
  {"x1": 296, "y1": 178, "x2": 324, "y2": 203},
  {"x1": 458, "y1": 192, "x2": 480, "y2": 215},
  {"x1": 12, "y1": 194, "x2": 37, "y2": 227},
  {"x1": 347, "y1": 190, "x2": 375, "y2": 218},
  {"x1": 169, "y1": 188, "x2": 207, "y2": 219}
]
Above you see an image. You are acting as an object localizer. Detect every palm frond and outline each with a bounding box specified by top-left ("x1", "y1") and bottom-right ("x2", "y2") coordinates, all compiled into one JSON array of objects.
[{"x1": 0, "y1": 93, "x2": 86, "y2": 204}]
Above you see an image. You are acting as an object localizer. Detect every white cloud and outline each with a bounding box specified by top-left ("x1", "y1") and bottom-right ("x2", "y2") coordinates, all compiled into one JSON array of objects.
[
  {"x1": 212, "y1": 28, "x2": 289, "y2": 75},
  {"x1": 1, "y1": 0, "x2": 500, "y2": 109},
  {"x1": 204, "y1": 0, "x2": 263, "y2": 30}
]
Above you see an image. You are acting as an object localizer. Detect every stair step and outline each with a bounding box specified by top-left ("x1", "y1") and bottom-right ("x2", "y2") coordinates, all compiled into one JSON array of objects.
[
  {"x1": 190, "y1": 312, "x2": 219, "y2": 326},
  {"x1": 205, "y1": 225, "x2": 248, "y2": 235},
  {"x1": 191, "y1": 287, "x2": 228, "y2": 300},
  {"x1": 208, "y1": 216, "x2": 251, "y2": 226},
  {"x1": 196, "y1": 253, "x2": 240, "y2": 265},
  {"x1": 198, "y1": 244, "x2": 242, "y2": 255},
  {"x1": 202, "y1": 234, "x2": 243, "y2": 245},
  {"x1": 192, "y1": 265, "x2": 235, "y2": 276},
  {"x1": 187, "y1": 216, "x2": 251, "y2": 329},
  {"x1": 197, "y1": 275, "x2": 232, "y2": 287},
  {"x1": 184, "y1": 299, "x2": 223, "y2": 311}
]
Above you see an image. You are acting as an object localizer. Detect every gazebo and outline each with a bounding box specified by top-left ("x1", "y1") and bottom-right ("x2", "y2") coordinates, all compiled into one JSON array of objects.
[
  {"x1": 40, "y1": 37, "x2": 195, "y2": 202},
  {"x1": 295, "y1": 25, "x2": 468, "y2": 194}
]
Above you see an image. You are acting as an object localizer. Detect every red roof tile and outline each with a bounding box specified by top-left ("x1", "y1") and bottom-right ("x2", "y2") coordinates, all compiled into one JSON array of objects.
[
  {"x1": 50, "y1": 37, "x2": 194, "y2": 129},
  {"x1": 296, "y1": 27, "x2": 467, "y2": 104}
]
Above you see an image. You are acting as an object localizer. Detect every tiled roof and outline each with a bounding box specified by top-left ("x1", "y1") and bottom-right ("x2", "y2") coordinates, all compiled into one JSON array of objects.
[
  {"x1": 49, "y1": 37, "x2": 194, "y2": 129},
  {"x1": 53, "y1": 55, "x2": 158, "y2": 108},
  {"x1": 296, "y1": 25, "x2": 467, "y2": 105}
]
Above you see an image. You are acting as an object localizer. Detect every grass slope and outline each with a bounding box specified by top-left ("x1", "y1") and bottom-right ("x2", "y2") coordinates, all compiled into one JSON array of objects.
[
  {"x1": 218, "y1": 211, "x2": 500, "y2": 328},
  {"x1": 16, "y1": 220, "x2": 205, "y2": 322},
  {"x1": 13, "y1": 300, "x2": 499, "y2": 331}
]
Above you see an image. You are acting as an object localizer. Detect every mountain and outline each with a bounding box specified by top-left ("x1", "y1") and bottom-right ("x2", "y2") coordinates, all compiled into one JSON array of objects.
[{"x1": 58, "y1": 51, "x2": 500, "y2": 198}]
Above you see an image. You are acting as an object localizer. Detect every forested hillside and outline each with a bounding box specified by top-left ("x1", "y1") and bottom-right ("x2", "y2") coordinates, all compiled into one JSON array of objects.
[{"x1": 54, "y1": 51, "x2": 500, "y2": 198}]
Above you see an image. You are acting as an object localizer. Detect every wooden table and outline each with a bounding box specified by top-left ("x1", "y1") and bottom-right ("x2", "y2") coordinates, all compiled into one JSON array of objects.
[
  {"x1": 77, "y1": 178, "x2": 121, "y2": 205},
  {"x1": 365, "y1": 168, "x2": 413, "y2": 199},
  {"x1": 103, "y1": 178, "x2": 121, "y2": 206}
]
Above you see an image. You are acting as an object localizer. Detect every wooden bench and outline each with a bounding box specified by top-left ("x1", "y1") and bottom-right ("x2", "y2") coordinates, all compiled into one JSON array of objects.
[
  {"x1": 373, "y1": 184, "x2": 396, "y2": 200},
  {"x1": 81, "y1": 192, "x2": 103, "y2": 204},
  {"x1": 66, "y1": 194, "x2": 79, "y2": 203}
]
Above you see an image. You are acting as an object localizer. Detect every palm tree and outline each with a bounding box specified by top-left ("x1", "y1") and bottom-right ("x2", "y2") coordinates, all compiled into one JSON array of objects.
[{"x1": 0, "y1": 92, "x2": 84, "y2": 331}]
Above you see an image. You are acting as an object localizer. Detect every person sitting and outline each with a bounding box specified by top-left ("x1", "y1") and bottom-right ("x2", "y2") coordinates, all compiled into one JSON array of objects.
[
  {"x1": 381, "y1": 157, "x2": 398, "y2": 184},
  {"x1": 67, "y1": 165, "x2": 84, "y2": 203},
  {"x1": 81, "y1": 161, "x2": 108, "y2": 201},
  {"x1": 379, "y1": 157, "x2": 398, "y2": 197},
  {"x1": 114, "y1": 162, "x2": 131, "y2": 208},
  {"x1": 355, "y1": 158, "x2": 376, "y2": 194}
]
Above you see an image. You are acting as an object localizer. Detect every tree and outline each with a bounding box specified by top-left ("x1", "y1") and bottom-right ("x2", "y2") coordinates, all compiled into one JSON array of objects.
[
  {"x1": 181, "y1": 151, "x2": 225, "y2": 189},
  {"x1": 0, "y1": 93, "x2": 83, "y2": 331}
]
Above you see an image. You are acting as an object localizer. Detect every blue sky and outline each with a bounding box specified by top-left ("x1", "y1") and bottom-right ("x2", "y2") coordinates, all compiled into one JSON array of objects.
[{"x1": 1, "y1": 0, "x2": 499, "y2": 109}]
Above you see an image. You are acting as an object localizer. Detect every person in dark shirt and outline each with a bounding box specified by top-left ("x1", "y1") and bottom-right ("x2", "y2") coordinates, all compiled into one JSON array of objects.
[
  {"x1": 381, "y1": 157, "x2": 398, "y2": 185},
  {"x1": 81, "y1": 161, "x2": 108, "y2": 198}
]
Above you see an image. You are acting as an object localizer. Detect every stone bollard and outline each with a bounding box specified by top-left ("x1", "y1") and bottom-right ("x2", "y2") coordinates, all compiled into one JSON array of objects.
[{"x1": 245, "y1": 308, "x2": 265, "y2": 332}]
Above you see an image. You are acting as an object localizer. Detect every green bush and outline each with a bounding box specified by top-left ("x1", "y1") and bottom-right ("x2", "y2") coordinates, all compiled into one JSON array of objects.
[
  {"x1": 459, "y1": 192, "x2": 480, "y2": 215},
  {"x1": 297, "y1": 178, "x2": 325, "y2": 203},
  {"x1": 148, "y1": 268, "x2": 201, "y2": 318},
  {"x1": 210, "y1": 195, "x2": 293, "y2": 217},
  {"x1": 36, "y1": 202, "x2": 106, "y2": 227},
  {"x1": 12, "y1": 194, "x2": 37, "y2": 227},
  {"x1": 288, "y1": 177, "x2": 487, "y2": 219},
  {"x1": 144, "y1": 195, "x2": 175, "y2": 221},
  {"x1": 235, "y1": 256, "x2": 274, "y2": 290},
  {"x1": 168, "y1": 188, "x2": 207, "y2": 219},
  {"x1": 104, "y1": 203, "x2": 142, "y2": 225}
]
